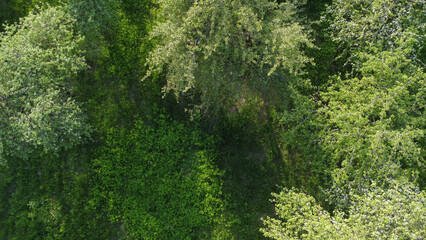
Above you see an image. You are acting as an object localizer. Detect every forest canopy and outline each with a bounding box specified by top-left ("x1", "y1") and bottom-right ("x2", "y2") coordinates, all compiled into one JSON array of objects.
[{"x1": 0, "y1": 0, "x2": 424, "y2": 239}]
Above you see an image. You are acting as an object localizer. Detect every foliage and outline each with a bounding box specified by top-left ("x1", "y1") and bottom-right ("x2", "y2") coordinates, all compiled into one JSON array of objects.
[
  {"x1": 0, "y1": 6, "x2": 90, "y2": 162},
  {"x1": 67, "y1": 0, "x2": 119, "y2": 67},
  {"x1": 0, "y1": 3, "x2": 111, "y2": 231},
  {"x1": 0, "y1": 2, "x2": 154, "y2": 239},
  {"x1": 146, "y1": 0, "x2": 313, "y2": 116},
  {"x1": 0, "y1": 147, "x2": 113, "y2": 240},
  {"x1": 68, "y1": 0, "x2": 159, "y2": 134},
  {"x1": 0, "y1": 0, "x2": 424, "y2": 239},
  {"x1": 328, "y1": 0, "x2": 424, "y2": 54},
  {"x1": 276, "y1": 0, "x2": 425, "y2": 204},
  {"x1": 317, "y1": 0, "x2": 425, "y2": 203},
  {"x1": 0, "y1": 0, "x2": 61, "y2": 32},
  {"x1": 261, "y1": 184, "x2": 425, "y2": 239},
  {"x1": 263, "y1": 0, "x2": 425, "y2": 238},
  {"x1": 93, "y1": 113, "x2": 231, "y2": 239},
  {"x1": 320, "y1": 39, "x2": 425, "y2": 200}
]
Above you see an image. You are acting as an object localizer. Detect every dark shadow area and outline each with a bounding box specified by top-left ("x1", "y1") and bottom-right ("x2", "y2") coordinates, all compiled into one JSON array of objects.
[{"x1": 212, "y1": 113, "x2": 283, "y2": 239}]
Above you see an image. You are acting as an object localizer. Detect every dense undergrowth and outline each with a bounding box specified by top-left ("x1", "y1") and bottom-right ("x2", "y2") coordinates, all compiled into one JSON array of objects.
[{"x1": 0, "y1": 0, "x2": 424, "y2": 239}]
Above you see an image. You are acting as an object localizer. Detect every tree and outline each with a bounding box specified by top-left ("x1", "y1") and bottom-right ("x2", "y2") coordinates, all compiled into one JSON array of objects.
[
  {"x1": 0, "y1": 6, "x2": 90, "y2": 163},
  {"x1": 277, "y1": 0, "x2": 424, "y2": 204},
  {"x1": 318, "y1": 0, "x2": 425, "y2": 202},
  {"x1": 145, "y1": 0, "x2": 312, "y2": 116},
  {"x1": 265, "y1": 3, "x2": 425, "y2": 238},
  {"x1": 319, "y1": 40, "x2": 424, "y2": 205},
  {"x1": 327, "y1": 0, "x2": 424, "y2": 57},
  {"x1": 261, "y1": 184, "x2": 425, "y2": 239}
]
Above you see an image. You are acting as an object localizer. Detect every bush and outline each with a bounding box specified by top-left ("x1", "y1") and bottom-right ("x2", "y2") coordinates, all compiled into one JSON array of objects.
[{"x1": 93, "y1": 113, "x2": 230, "y2": 239}]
